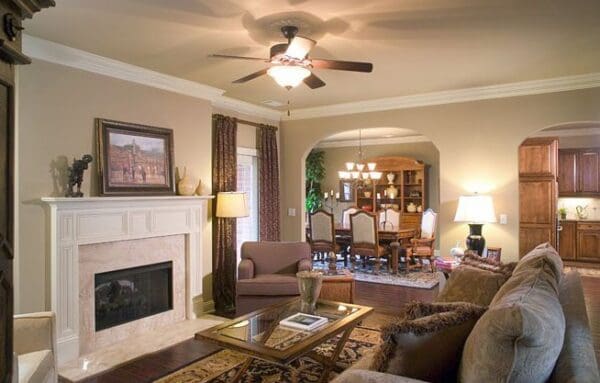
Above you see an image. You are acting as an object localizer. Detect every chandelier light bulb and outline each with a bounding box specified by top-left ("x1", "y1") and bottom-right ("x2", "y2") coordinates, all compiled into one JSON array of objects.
[
  {"x1": 351, "y1": 171, "x2": 360, "y2": 179},
  {"x1": 367, "y1": 162, "x2": 376, "y2": 171},
  {"x1": 267, "y1": 65, "x2": 311, "y2": 89},
  {"x1": 356, "y1": 163, "x2": 365, "y2": 172},
  {"x1": 345, "y1": 162, "x2": 355, "y2": 171}
]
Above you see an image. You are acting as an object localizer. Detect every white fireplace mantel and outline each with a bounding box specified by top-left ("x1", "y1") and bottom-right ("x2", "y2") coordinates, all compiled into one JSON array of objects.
[{"x1": 41, "y1": 196, "x2": 213, "y2": 364}]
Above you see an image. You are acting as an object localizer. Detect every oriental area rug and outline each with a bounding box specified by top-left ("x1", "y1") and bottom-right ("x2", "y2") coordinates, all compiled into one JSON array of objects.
[{"x1": 154, "y1": 327, "x2": 381, "y2": 383}]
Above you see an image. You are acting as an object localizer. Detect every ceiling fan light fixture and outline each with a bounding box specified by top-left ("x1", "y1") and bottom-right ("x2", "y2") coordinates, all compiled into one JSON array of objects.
[{"x1": 267, "y1": 65, "x2": 310, "y2": 89}]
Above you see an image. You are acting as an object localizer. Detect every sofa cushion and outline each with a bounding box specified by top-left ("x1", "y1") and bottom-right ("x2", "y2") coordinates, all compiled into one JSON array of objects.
[
  {"x1": 460, "y1": 252, "x2": 517, "y2": 277},
  {"x1": 512, "y1": 242, "x2": 563, "y2": 284},
  {"x1": 550, "y1": 270, "x2": 600, "y2": 383},
  {"x1": 436, "y1": 265, "x2": 507, "y2": 306},
  {"x1": 459, "y1": 244, "x2": 565, "y2": 383},
  {"x1": 18, "y1": 350, "x2": 53, "y2": 383},
  {"x1": 372, "y1": 302, "x2": 486, "y2": 383},
  {"x1": 241, "y1": 242, "x2": 311, "y2": 276},
  {"x1": 236, "y1": 274, "x2": 299, "y2": 296}
]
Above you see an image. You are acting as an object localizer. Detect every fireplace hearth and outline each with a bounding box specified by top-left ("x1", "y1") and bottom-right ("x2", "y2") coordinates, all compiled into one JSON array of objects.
[{"x1": 95, "y1": 261, "x2": 173, "y2": 331}]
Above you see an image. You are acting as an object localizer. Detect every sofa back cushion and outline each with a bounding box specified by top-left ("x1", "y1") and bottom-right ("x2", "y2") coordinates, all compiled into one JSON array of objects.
[
  {"x1": 436, "y1": 265, "x2": 507, "y2": 306},
  {"x1": 240, "y1": 241, "x2": 311, "y2": 275},
  {"x1": 459, "y1": 243, "x2": 565, "y2": 383}
]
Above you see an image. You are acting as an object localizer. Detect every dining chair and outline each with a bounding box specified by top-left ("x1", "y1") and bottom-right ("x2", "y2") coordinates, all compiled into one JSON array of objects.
[
  {"x1": 342, "y1": 206, "x2": 360, "y2": 228},
  {"x1": 378, "y1": 207, "x2": 402, "y2": 230},
  {"x1": 350, "y1": 210, "x2": 390, "y2": 274},
  {"x1": 308, "y1": 209, "x2": 340, "y2": 267},
  {"x1": 407, "y1": 208, "x2": 438, "y2": 272}
]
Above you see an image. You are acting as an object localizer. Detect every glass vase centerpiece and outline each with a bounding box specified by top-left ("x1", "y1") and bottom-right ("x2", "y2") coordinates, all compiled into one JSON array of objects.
[{"x1": 296, "y1": 270, "x2": 323, "y2": 313}]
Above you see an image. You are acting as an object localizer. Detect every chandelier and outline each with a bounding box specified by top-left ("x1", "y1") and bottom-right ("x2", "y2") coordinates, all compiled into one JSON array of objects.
[{"x1": 338, "y1": 129, "x2": 382, "y2": 180}]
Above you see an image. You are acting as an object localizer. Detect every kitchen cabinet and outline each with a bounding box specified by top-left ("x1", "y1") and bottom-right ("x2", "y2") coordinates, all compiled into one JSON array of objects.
[
  {"x1": 519, "y1": 137, "x2": 558, "y2": 177},
  {"x1": 579, "y1": 150, "x2": 599, "y2": 193},
  {"x1": 558, "y1": 150, "x2": 578, "y2": 194},
  {"x1": 558, "y1": 221, "x2": 576, "y2": 260},
  {"x1": 557, "y1": 148, "x2": 600, "y2": 196},
  {"x1": 577, "y1": 222, "x2": 600, "y2": 262}
]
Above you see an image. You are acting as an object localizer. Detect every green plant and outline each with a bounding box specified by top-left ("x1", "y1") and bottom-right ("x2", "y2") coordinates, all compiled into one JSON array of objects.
[
  {"x1": 558, "y1": 207, "x2": 567, "y2": 217},
  {"x1": 305, "y1": 150, "x2": 325, "y2": 213}
]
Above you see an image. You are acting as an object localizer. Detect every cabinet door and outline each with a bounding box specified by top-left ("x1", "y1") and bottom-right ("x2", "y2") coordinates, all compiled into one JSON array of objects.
[
  {"x1": 520, "y1": 225, "x2": 554, "y2": 257},
  {"x1": 519, "y1": 138, "x2": 558, "y2": 177},
  {"x1": 577, "y1": 229, "x2": 600, "y2": 262},
  {"x1": 579, "y1": 150, "x2": 599, "y2": 193},
  {"x1": 558, "y1": 221, "x2": 576, "y2": 260},
  {"x1": 519, "y1": 179, "x2": 555, "y2": 224},
  {"x1": 558, "y1": 150, "x2": 578, "y2": 194}
]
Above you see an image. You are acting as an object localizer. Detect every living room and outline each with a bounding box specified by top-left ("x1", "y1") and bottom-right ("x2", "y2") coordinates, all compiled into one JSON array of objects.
[{"x1": 3, "y1": 1, "x2": 600, "y2": 383}]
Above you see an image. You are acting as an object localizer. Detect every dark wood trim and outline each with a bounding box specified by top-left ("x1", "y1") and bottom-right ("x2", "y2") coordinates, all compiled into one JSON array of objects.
[
  {"x1": 237, "y1": 118, "x2": 278, "y2": 131},
  {"x1": 0, "y1": 39, "x2": 29, "y2": 64}
]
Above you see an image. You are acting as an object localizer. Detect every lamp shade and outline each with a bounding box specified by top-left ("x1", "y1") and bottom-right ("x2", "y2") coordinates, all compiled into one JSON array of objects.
[
  {"x1": 454, "y1": 195, "x2": 497, "y2": 223},
  {"x1": 216, "y1": 192, "x2": 249, "y2": 218}
]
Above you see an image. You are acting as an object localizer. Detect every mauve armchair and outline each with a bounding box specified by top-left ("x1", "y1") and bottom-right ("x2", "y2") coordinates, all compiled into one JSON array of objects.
[{"x1": 236, "y1": 241, "x2": 312, "y2": 315}]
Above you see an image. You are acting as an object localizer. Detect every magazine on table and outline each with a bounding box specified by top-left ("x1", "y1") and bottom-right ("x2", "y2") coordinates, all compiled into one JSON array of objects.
[{"x1": 280, "y1": 313, "x2": 329, "y2": 331}]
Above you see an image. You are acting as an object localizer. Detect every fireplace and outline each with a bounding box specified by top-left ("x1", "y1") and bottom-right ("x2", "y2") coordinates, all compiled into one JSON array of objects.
[{"x1": 94, "y1": 261, "x2": 173, "y2": 331}]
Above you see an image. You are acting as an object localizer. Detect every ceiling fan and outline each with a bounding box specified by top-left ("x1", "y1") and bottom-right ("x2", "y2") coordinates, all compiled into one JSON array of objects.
[{"x1": 209, "y1": 25, "x2": 373, "y2": 90}]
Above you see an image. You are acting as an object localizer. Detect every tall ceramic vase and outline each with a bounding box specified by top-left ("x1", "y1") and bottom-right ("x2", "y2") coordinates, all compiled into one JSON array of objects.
[{"x1": 296, "y1": 271, "x2": 323, "y2": 314}]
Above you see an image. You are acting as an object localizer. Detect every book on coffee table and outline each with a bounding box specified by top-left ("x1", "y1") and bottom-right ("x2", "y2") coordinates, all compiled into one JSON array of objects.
[{"x1": 280, "y1": 313, "x2": 328, "y2": 331}]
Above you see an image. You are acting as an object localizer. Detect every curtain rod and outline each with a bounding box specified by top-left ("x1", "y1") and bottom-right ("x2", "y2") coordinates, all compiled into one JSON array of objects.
[{"x1": 237, "y1": 118, "x2": 278, "y2": 131}]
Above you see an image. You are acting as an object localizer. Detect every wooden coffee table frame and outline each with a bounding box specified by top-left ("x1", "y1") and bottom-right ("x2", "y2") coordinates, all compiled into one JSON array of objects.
[{"x1": 195, "y1": 298, "x2": 373, "y2": 383}]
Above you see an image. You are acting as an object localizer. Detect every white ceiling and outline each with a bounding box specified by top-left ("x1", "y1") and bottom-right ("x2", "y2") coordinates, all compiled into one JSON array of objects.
[
  {"x1": 321, "y1": 127, "x2": 421, "y2": 141},
  {"x1": 24, "y1": 0, "x2": 600, "y2": 110}
]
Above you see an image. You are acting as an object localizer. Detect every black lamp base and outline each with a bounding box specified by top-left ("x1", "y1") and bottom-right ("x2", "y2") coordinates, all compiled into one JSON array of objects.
[{"x1": 466, "y1": 223, "x2": 486, "y2": 256}]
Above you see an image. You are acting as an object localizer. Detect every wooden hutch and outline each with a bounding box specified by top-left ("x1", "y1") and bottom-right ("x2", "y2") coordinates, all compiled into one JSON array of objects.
[{"x1": 355, "y1": 156, "x2": 428, "y2": 231}]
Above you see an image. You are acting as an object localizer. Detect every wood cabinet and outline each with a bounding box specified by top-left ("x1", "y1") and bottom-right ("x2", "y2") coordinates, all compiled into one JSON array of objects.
[
  {"x1": 558, "y1": 150, "x2": 578, "y2": 194},
  {"x1": 519, "y1": 137, "x2": 558, "y2": 177},
  {"x1": 558, "y1": 221, "x2": 577, "y2": 260},
  {"x1": 354, "y1": 156, "x2": 427, "y2": 232},
  {"x1": 577, "y1": 222, "x2": 600, "y2": 262},
  {"x1": 519, "y1": 137, "x2": 558, "y2": 257},
  {"x1": 558, "y1": 148, "x2": 600, "y2": 196}
]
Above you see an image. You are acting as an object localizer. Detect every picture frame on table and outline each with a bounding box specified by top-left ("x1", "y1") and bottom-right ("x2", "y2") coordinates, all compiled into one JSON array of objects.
[
  {"x1": 96, "y1": 118, "x2": 175, "y2": 196},
  {"x1": 486, "y1": 247, "x2": 502, "y2": 262}
]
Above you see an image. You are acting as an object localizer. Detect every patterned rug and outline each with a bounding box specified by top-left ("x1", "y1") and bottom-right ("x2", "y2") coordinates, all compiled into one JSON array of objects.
[
  {"x1": 312, "y1": 262, "x2": 439, "y2": 289},
  {"x1": 155, "y1": 327, "x2": 381, "y2": 383},
  {"x1": 565, "y1": 266, "x2": 600, "y2": 277}
]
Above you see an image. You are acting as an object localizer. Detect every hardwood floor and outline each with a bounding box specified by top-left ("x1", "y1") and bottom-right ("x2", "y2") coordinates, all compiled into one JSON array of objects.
[{"x1": 65, "y1": 277, "x2": 600, "y2": 382}]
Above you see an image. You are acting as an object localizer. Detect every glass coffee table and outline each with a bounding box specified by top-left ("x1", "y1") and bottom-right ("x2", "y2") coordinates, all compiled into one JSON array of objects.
[{"x1": 195, "y1": 298, "x2": 373, "y2": 383}]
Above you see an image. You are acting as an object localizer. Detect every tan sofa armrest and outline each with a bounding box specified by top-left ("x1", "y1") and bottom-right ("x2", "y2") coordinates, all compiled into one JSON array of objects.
[
  {"x1": 298, "y1": 258, "x2": 312, "y2": 272},
  {"x1": 14, "y1": 312, "x2": 56, "y2": 358},
  {"x1": 238, "y1": 259, "x2": 255, "y2": 280}
]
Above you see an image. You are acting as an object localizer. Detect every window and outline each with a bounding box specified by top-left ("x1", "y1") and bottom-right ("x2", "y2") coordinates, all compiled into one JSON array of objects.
[{"x1": 236, "y1": 148, "x2": 258, "y2": 266}]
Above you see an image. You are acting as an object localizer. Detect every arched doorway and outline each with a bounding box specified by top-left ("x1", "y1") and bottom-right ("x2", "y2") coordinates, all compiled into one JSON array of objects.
[{"x1": 518, "y1": 121, "x2": 600, "y2": 260}]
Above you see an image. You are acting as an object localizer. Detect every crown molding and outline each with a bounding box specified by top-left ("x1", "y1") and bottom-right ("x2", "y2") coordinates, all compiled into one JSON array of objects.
[
  {"x1": 22, "y1": 34, "x2": 281, "y2": 122},
  {"x1": 285, "y1": 72, "x2": 600, "y2": 121},
  {"x1": 316, "y1": 135, "x2": 430, "y2": 148}
]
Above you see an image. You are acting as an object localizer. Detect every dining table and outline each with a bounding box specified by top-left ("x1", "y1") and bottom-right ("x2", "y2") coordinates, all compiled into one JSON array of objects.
[{"x1": 320, "y1": 224, "x2": 416, "y2": 274}]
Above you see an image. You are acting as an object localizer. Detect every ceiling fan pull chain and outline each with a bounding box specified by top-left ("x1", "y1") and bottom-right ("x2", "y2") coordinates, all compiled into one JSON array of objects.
[{"x1": 287, "y1": 99, "x2": 291, "y2": 117}]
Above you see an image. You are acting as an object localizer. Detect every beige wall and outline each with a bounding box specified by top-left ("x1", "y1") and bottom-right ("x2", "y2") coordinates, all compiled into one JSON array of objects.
[
  {"x1": 17, "y1": 60, "x2": 264, "y2": 313},
  {"x1": 281, "y1": 88, "x2": 600, "y2": 262},
  {"x1": 315, "y1": 142, "x2": 439, "y2": 245}
]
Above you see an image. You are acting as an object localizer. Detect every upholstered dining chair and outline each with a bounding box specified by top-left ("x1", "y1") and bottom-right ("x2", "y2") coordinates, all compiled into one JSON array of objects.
[
  {"x1": 349, "y1": 211, "x2": 390, "y2": 274},
  {"x1": 342, "y1": 206, "x2": 360, "y2": 228},
  {"x1": 337, "y1": 206, "x2": 360, "y2": 264},
  {"x1": 309, "y1": 210, "x2": 341, "y2": 264},
  {"x1": 407, "y1": 208, "x2": 438, "y2": 272},
  {"x1": 378, "y1": 207, "x2": 402, "y2": 230}
]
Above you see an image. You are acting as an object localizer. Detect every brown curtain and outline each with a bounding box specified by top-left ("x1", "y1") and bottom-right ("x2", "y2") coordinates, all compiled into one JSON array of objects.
[
  {"x1": 212, "y1": 114, "x2": 237, "y2": 313},
  {"x1": 257, "y1": 124, "x2": 281, "y2": 241}
]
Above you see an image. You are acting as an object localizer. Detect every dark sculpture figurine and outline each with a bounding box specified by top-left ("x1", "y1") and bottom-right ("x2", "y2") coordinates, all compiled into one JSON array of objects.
[{"x1": 66, "y1": 154, "x2": 93, "y2": 197}]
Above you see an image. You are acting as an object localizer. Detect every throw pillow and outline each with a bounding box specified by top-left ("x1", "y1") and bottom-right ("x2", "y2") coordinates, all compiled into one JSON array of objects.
[
  {"x1": 459, "y1": 243, "x2": 566, "y2": 383},
  {"x1": 461, "y1": 252, "x2": 517, "y2": 277},
  {"x1": 436, "y1": 265, "x2": 507, "y2": 306},
  {"x1": 371, "y1": 302, "x2": 487, "y2": 383}
]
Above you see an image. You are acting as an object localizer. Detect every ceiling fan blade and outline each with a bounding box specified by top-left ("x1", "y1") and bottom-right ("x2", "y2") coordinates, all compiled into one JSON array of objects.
[
  {"x1": 310, "y1": 59, "x2": 373, "y2": 73},
  {"x1": 232, "y1": 69, "x2": 269, "y2": 83},
  {"x1": 303, "y1": 73, "x2": 326, "y2": 89},
  {"x1": 285, "y1": 36, "x2": 316, "y2": 60},
  {"x1": 209, "y1": 54, "x2": 269, "y2": 62}
]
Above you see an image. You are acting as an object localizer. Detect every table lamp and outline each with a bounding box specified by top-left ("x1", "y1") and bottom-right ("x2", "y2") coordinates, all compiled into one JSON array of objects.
[
  {"x1": 216, "y1": 191, "x2": 249, "y2": 218},
  {"x1": 454, "y1": 194, "x2": 496, "y2": 256}
]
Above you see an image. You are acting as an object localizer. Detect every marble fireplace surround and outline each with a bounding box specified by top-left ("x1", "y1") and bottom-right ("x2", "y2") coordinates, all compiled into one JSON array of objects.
[{"x1": 41, "y1": 196, "x2": 213, "y2": 365}]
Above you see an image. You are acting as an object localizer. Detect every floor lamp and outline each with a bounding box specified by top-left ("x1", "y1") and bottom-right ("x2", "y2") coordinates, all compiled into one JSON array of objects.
[{"x1": 215, "y1": 191, "x2": 249, "y2": 313}]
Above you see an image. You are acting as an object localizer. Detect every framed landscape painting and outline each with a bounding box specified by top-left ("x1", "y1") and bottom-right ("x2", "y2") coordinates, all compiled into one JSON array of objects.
[{"x1": 96, "y1": 119, "x2": 175, "y2": 196}]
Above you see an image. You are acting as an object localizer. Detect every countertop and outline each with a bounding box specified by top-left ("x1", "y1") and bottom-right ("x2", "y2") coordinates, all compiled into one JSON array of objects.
[{"x1": 560, "y1": 219, "x2": 600, "y2": 223}]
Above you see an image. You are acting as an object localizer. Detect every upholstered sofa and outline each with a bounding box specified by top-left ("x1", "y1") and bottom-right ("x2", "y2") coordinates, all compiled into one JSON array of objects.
[
  {"x1": 236, "y1": 241, "x2": 312, "y2": 315},
  {"x1": 333, "y1": 245, "x2": 600, "y2": 383},
  {"x1": 12, "y1": 312, "x2": 57, "y2": 383}
]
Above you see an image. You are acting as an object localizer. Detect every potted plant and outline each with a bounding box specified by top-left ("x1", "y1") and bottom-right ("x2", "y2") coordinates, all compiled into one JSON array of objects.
[
  {"x1": 558, "y1": 207, "x2": 567, "y2": 220},
  {"x1": 305, "y1": 150, "x2": 325, "y2": 213}
]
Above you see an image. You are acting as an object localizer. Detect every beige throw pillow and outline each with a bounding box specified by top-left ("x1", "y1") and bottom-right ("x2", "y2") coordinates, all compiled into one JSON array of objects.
[
  {"x1": 436, "y1": 265, "x2": 507, "y2": 306},
  {"x1": 372, "y1": 302, "x2": 487, "y2": 383},
  {"x1": 459, "y1": 243, "x2": 565, "y2": 383}
]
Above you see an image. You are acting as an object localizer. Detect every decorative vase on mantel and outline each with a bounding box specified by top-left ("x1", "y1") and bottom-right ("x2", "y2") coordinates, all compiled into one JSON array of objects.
[
  {"x1": 177, "y1": 166, "x2": 196, "y2": 196},
  {"x1": 296, "y1": 271, "x2": 323, "y2": 314}
]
